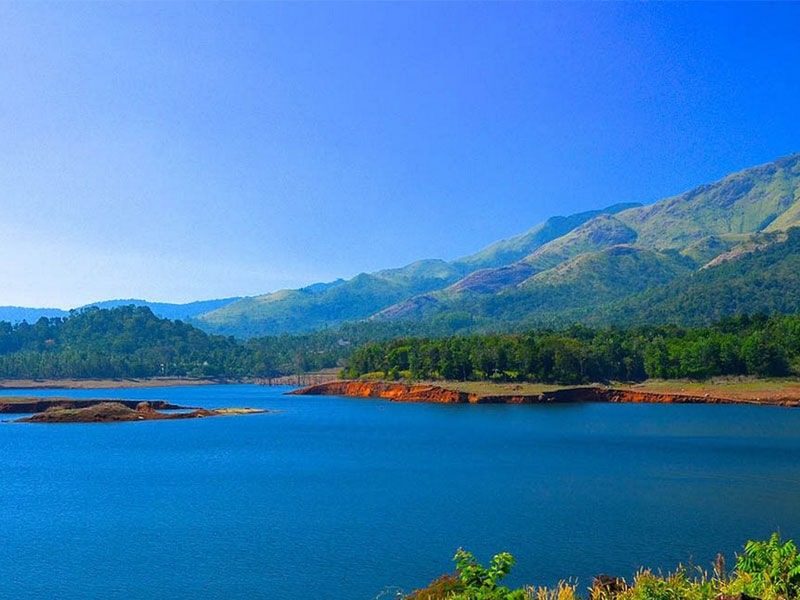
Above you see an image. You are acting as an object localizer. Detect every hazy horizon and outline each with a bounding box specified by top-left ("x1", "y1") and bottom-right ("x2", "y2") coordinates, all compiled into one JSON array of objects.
[{"x1": 2, "y1": 2, "x2": 799, "y2": 308}]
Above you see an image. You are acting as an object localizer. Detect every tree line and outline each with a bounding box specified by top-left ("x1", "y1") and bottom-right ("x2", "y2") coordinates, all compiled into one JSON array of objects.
[
  {"x1": 0, "y1": 306, "x2": 250, "y2": 379},
  {"x1": 0, "y1": 305, "x2": 470, "y2": 379},
  {"x1": 2, "y1": 306, "x2": 798, "y2": 382},
  {"x1": 342, "y1": 313, "x2": 800, "y2": 383}
]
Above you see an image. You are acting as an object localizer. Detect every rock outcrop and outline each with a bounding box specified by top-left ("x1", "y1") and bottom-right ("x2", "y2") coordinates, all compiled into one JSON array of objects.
[
  {"x1": 14, "y1": 402, "x2": 268, "y2": 423},
  {"x1": 0, "y1": 397, "x2": 186, "y2": 414}
]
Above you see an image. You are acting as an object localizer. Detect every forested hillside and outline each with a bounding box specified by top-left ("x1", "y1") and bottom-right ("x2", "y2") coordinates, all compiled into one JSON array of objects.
[
  {"x1": 343, "y1": 314, "x2": 800, "y2": 384},
  {"x1": 3, "y1": 304, "x2": 800, "y2": 383},
  {"x1": 4, "y1": 154, "x2": 800, "y2": 380},
  {"x1": 0, "y1": 305, "x2": 474, "y2": 379},
  {"x1": 377, "y1": 154, "x2": 800, "y2": 324},
  {"x1": 0, "y1": 306, "x2": 248, "y2": 379},
  {"x1": 402, "y1": 227, "x2": 800, "y2": 330},
  {"x1": 0, "y1": 297, "x2": 240, "y2": 325},
  {"x1": 588, "y1": 228, "x2": 800, "y2": 326}
]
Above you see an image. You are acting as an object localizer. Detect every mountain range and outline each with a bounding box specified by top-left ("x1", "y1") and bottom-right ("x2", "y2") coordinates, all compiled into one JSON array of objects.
[
  {"x1": 195, "y1": 152, "x2": 800, "y2": 336},
  {"x1": 6, "y1": 153, "x2": 800, "y2": 337}
]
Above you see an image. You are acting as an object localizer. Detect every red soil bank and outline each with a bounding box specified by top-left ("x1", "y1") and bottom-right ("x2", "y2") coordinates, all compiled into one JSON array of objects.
[{"x1": 288, "y1": 380, "x2": 800, "y2": 407}]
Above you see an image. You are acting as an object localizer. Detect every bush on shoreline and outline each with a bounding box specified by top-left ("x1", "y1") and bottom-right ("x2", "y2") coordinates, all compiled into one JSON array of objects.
[{"x1": 403, "y1": 534, "x2": 800, "y2": 600}]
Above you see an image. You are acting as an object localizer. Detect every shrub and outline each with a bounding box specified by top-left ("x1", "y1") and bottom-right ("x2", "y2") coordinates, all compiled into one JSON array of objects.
[
  {"x1": 735, "y1": 533, "x2": 800, "y2": 600},
  {"x1": 405, "y1": 535, "x2": 800, "y2": 600},
  {"x1": 406, "y1": 574, "x2": 465, "y2": 599}
]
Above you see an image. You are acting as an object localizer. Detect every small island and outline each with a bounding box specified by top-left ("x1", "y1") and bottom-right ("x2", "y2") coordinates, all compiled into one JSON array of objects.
[
  {"x1": 10, "y1": 400, "x2": 268, "y2": 423},
  {"x1": 0, "y1": 397, "x2": 188, "y2": 414}
]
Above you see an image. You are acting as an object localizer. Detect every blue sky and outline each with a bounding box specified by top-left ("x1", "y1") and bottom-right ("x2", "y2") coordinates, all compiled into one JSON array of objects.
[{"x1": 1, "y1": 2, "x2": 798, "y2": 308}]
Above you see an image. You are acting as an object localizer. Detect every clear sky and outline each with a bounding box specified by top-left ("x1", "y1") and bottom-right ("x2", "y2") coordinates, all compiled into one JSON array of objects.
[{"x1": 1, "y1": 2, "x2": 798, "y2": 308}]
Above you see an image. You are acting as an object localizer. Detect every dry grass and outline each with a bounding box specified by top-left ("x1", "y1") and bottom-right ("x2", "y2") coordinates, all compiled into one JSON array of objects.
[
  {"x1": 529, "y1": 581, "x2": 580, "y2": 600},
  {"x1": 621, "y1": 377, "x2": 800, "y2": 401},
  {"x1": 420, "y1": 380, "x2": 572, "y2": 396},
  {"x1": 211, "y1": 407, "x2": 267, "y2": 415},
  {"x1": 404, "y1": 377, "x2": 800, "y2": 401}
]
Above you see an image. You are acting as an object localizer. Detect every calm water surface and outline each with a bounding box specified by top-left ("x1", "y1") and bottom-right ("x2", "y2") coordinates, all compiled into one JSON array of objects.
[{"x1": 1, "y1": 384, "x2": 799, "y2": 599}]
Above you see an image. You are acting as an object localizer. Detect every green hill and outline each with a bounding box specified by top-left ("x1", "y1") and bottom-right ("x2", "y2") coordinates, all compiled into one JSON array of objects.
[
  {"x1": 615, "y1": 153, "x2": 800, "y2": 248},
  {"x1": 194, "y1": 259, "x2": 471, "y2": 337},
  {"x1": 379, "y1": 245, "x2": 696, "y2": 324},
  {"x1": 0, "y1": 297, "x2": 241, "y2": 325},
  {"x1": 79, "y1": 297, "x2": 241, "y2": 321},
  {"x1": 376, "y1": 214, "x2": 640, "y2": 319},
  {"x1": 193, "y1": 203, "x2": 638, "y2": 336},
  {"x1": 588, "y1": 228, "x2": 800, "y2": 326},
  {"x1": 372, "y1": 153, "x2": 800, "y2": 328},
  {"x1": 456, "y1": 202, "x2": 639, "y2": 270},
  {"x1": 0, "y1": 305, "x2": 247, "y2": 378},
  {"x1": 455, "y1": 214, "x2": 639, "y2": 293}
]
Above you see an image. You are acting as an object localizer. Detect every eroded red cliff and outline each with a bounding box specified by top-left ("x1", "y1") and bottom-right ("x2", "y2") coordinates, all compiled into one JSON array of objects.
[{"x1": 288, "y1": 380, "x2": 800, "y2": 407}]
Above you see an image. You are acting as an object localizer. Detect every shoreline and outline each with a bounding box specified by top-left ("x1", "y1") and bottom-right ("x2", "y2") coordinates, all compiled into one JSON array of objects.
[
  {"x1": 288, "y1": 380, "x2": 800, "y2": 407},
  {"x1": 0, "y1": 377, "x2": 240, "y2": 390}
]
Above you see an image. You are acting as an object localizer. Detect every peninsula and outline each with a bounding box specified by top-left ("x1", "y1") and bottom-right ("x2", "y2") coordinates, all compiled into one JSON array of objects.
[{"x1": 289, "y1": 379, "x2": 800, "y2": 407}]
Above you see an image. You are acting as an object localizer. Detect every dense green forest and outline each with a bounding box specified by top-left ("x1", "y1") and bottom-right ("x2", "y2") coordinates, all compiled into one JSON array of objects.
[
  {"x1": 0, "y1": 306, "x2": 249, "y2": 378},
  {"x1": 586, "y1": 227, "x2": 800, "y2": 327},
  {"x1": 0, "y1": 305, "x2": 472, "y2": 379},
  {"x1": 342, "y1": 314, "x2": 800, "y2": 383},
  {"x1": 3, "y1": 305, "x2": 800, "y2": 382}
]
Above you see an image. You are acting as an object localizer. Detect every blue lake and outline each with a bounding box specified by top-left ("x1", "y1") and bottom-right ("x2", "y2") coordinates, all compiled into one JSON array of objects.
[{"x1": 1, "y1": 384, "x2": 800, "y2": 599}]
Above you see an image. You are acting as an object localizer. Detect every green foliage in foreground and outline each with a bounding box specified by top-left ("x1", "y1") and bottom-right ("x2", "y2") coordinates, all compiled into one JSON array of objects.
[
  {"x1": 404, "y1": 534, "x2": 800, "y2": 600},
  {"x1": 343, "y1": 314, "x2": 800, "y2": 384},
  {"x1": 737, "y1": 534, "x2": 800, "y2": 600}
]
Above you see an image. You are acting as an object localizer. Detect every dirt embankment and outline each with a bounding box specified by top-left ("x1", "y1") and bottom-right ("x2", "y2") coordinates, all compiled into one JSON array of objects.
[
  {"x1": 14, "y1": 402, "x2": 268, "y2": 423},
  {"x1": 288, "y1": 380, "x2": 800, "y2": 407}
]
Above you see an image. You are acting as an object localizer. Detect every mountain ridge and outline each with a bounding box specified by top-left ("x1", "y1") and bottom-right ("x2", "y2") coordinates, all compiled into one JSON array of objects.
[
  {"x1": 372, "y1": 153, "x2": 800, "y2": 326},
  {"x1": 194, "y1": 202, "x2": 641, "y2": 336}
]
